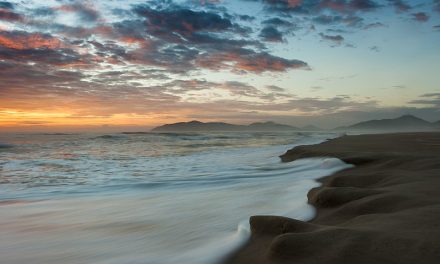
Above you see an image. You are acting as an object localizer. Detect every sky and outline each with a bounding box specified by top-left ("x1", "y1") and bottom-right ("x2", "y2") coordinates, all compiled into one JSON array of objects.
[{"x1": 0, "y1": 0, "x2": 439, "y2": 132}]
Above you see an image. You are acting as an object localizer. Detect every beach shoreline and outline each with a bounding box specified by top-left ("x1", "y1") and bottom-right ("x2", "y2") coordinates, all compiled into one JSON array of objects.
[{"x1": 224, "y1": 132, "x2": 440, "y2": 264}]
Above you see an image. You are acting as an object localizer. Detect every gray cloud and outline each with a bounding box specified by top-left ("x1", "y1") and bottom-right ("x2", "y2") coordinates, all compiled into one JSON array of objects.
[
  {"x1": 262, "y1": 17, "x2": 293, "y2": 27},
  {"x1": 250, "y1": 0, "x2": 382, "y2": 14},
  {"x1": 412, "y1": 12, "x2": 429, "y2": 22},
  {"x1": 0, "y1": 8, "x2": 23, "y2": 22},
  {"x1": 259, "y1": 26, "x2": 284, "y2": 42},
  {"x1": 319, "y1": 32, "x2": 345, "y2": 45},
  {"x1": 363, "y1": 22, "x2": 386, "y2": 29},
  {"x1": 388, "y1": 0, "x2": 411, "y2": 12},
  {"x1": 408, "y1": 93, "x2": 440, "y2": 107},
  {"x1": 0, "y1": 1, "x2": 14, "y2": 9}
]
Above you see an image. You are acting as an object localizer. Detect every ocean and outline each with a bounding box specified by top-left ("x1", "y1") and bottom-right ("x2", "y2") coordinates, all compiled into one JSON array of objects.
[{"x1": 0, "y1": 132, "x2": 351, "y2": 264}]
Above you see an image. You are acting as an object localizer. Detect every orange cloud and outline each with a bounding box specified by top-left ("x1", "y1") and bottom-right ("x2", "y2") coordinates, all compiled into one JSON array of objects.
[{"x1": 0, "y1": 32, "x2": 63, "y2": 50}]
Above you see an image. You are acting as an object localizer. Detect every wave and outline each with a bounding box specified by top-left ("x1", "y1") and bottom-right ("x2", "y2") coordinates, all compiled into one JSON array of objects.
[
  {"x1": 175, "y1": 220, "x2": 251, "y2": 264},
  {"x1": 121, "y1": 132, "x2": 205, "y2": 136},
  {"x1": 0, "y1": 143, "x2": 14, "y2": 149},
  {"x1": 93, "y1": 134, "x2": 128, "y2": 140},
  {"x1": 121, "y1": 132, "x2": 150, "y2": 134},
  {"x1": 183, "y1": 143, "x2": 232, "y2": 148}
]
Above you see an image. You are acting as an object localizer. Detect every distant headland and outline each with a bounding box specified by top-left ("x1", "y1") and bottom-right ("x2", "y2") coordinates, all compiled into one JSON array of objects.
[{"x1": 151, "y1": 115, "x2": 440, "y2": 133}]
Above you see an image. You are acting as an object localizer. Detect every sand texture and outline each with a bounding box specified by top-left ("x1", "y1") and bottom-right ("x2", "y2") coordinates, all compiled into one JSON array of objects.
[{"x1": 225, "y1": 133, "x2": 440, "y2": 264}]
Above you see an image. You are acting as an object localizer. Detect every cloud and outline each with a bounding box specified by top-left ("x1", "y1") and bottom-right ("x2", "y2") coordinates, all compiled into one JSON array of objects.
[
  {"x1": 0, "y1": 0, "x2": 430, "y2": 76},
  {"x1": 0, "y1": 0, "x2": 437, "y2": 130},
  {"x1": 0, "y1": 54, "x2": 351, "y2": 121},
  {"x1": 238, "y1": 14, "x2": 255, "y2": 21},
  {"x1": 262, "y1": 17, "x2": 293, "y2": 27},
  {"x1": 259, "y1": 26, "x2": 284, "y2": 42},
  {"x1": 0, "y1": 9, "x2": 23, "y2": 22},
  {"x1": 158, "y1": 79, "x2": 292, "y2": 101},
  {"x1": 388, "y1": 0, "x2": 411, "y2": 12},
  {"x1": 0, "y1": 1, "x2": 311, "y2": 76},
  {"x1": 435, "y1": 0, "x2": 440, "y2": 13},
  {"x1": 412, "y1": 12, "x2": 429, "y2": 22},
  {"x1": 313, "y1": 14, "x2": 363, "y2": 27},
  {"x1": 319, "y1": 32, "x2": 344, "y2": 45},
  {"x1": 186, "y1": 95, "x2": 377, "y2": 115},
  {"x1": 116, "y1": 4, "x2": 307, "y2": 73},
  {"x1": 0, "y1": 1, "x2": 14, "y2": 10},
  {"x1": 0, "y1": 31, "x2": 94, "y2": 67},
  {"x1": 243, "y1": 0, "x2": 381, "y2": 15},
  {"x1": 266, "y1": 85, "x2": 286, "y2": 92},
  {"x1": 259, "y1": 17, "x2": 297, "y2": 42},
  {"x1": 0, "y1": 60, "x2": 183, "y2": 116},
  {"x1": 196, "y1": 49, "x2": 309, "y2": 73},
  {"x1": 363, "y1": 22, "x2": 385, "y2": 29},
  {"x1": 314, "y1": 14, "x2": 343, "y2": 24},
  {"x1": 408, "y1": 93, "x2": 440, "y2": 107},
  {"x1": 320, "y1": 0, "x2": 381, "y2": 13},
  {"x1": 125, "y1": 42, "x2": 200, "y2": 73},
  {"x1": 369, "y1": 45, "x2": 380, "y2": 52},
  {"x1": 0, "y1": 61, "x2": 83, "y2": 93},
  {"x1": 0, "y1": 53, "x2": 295, "y2": 117},
  {"x1": 0, "y1": 30, "x2": 63, "y2": 50},
  {"x1": 133, "y1": 6, "x2": 235, "y2": 41},
  {"x1": 220, "y1": 81, "x2": 263, "y2": 97},
  {"x1": 55, "y1": 2, "x2": 100, "y2": 22}
]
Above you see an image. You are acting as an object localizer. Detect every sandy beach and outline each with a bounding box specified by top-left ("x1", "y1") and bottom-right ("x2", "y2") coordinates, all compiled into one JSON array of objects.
[{"x1": 225, "y1": 133, "x2": 440, "y2": 264}]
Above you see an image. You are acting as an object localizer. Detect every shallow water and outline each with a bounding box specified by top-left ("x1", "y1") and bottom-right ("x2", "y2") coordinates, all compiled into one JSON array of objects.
[{"x1": 0, "y1": 132, "x2": 351, "y2": 264}]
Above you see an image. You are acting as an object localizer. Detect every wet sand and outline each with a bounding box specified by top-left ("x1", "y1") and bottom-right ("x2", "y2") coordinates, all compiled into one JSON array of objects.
[{"x1": 225, "y1": 133, "x2": 440, "y2": 264}]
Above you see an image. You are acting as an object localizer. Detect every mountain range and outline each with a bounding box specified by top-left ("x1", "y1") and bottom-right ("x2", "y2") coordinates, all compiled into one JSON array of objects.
[
  {"x1": 151, "y1": 121, "x2": 302, "y2": 132},
  {"x1": 151, "y1": 115, "x2": 440, "y2": 133},
  {"x1": 336, "y1": 115, "x2": 439, "y2": 132}
]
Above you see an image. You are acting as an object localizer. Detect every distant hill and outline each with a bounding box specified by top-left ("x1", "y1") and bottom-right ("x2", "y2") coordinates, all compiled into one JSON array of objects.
[
  {"x1": 301, "y1": 125, "x2": 321, "y2": 131},
  {"x1": 247, "y1": 121, "x2": 299, "y2": 131},
  {"x1": 151, "y1": 121, "x2": 299, "y2": 132},
  {"x1": 336, "y1": 115, "x2": 439, "y2": 132}
]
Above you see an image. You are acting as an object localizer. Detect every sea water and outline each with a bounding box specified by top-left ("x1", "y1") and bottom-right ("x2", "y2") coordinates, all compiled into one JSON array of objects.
[{"x1": 0, "y1": 132, "x2": 351, "y2": 264}]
